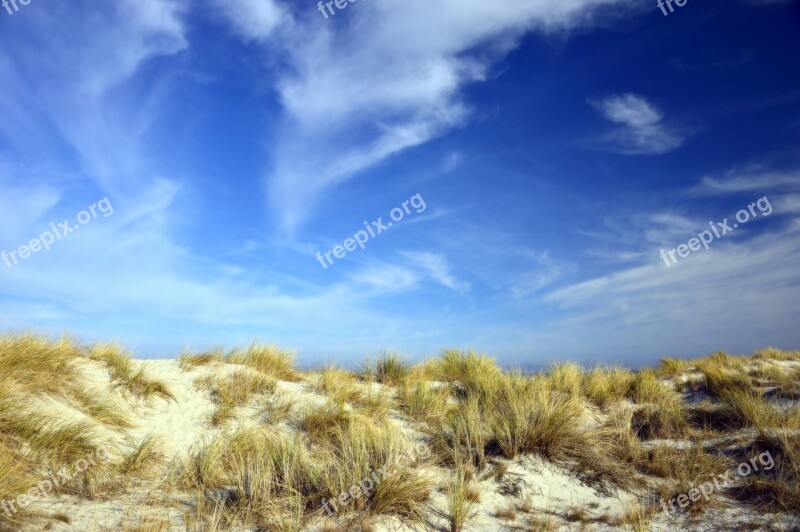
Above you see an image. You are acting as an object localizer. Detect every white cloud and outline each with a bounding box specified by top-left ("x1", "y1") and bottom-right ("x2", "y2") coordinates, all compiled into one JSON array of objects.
[
  {"x1": 509, "y1": 250, "x2": 572, "y2": 299},
  {"x1": 210, "y1": 0, "x2": 289, "y2": 42},
  {"x1": 402, "y1": 251, "x2": 470, "y2": 294},
  {"x1": 590, "y1": 93, "x2": 687, "y2": 155},
  {"x1": 205, "y1": 0, "x2": 640, "y2": 232},
  {"x1": 346, "y1": 263, "x2": 422, "y2": 293},
  {"x1": 0, "y1": 0, "x2": 191, "y2": 196},
  {"x1": 691, "y1": 167, "x2": 800, "y2": 195},
  {"x1": 539, "y1": 168, "x2": 800, "y2": 359}
]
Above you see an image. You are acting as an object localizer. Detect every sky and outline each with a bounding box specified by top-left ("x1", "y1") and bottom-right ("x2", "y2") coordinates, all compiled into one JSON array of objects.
[{"x1": 0, "y1": 0, "x2": 799, "y2": 368}]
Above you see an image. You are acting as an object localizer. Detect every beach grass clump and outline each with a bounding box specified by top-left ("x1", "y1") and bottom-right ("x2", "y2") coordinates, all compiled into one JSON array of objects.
[
  {"x1": 372, "y1": 352, "x2": 410, "y2": 386},
  {"x1": 0, "y1": 332, "x2": 83, "y2": 396},
  {"x1": 627, "y1": 369, "x2": 687, "y2": 438},
  {"x1": 352, "y1": 389, "x2": 395, "y2": 421},
  {"x1": 398, "y1": 381, "x2": 451, "y2": 424},
  {"x1": 202, "y1": 369, "x2": 276, "y2": 426},
  {"x1": 185, "y1": 417, "x2": 432, "y2": 528},
  {"x1": 429, "y1": 349, "x2": 503, "y2": 406},
  {"x1": 89, "y1": 343, "x2": 174, "y2": 401},
  {"x1": 490, "y1": 381, "x2": 585, "y2": 461},
  {"x1": 432, "y1": 395, "x2": 491, "y2": 469},
  {"x1": 729, "y1": 432, "x2": 800, "y2": 512},
  {"x1": 298, "y1": 401, "x2": 359, "y2": 445},
  {"x1": 583, "y1": 366, "x2": 634, "y2": 408},
  {"x1": 313, "y1": 365, "x2": 364, "y2": 406},
  {"x1": 720, "y1": 390, "x2": 786, "y2": 429},
  {"x1": 649, "y1": 443, "x2": 730, "y2": 516},
  {"x1": 546, "y1": 363, "x2": 584, "y2": 399},
  {"x1": 0, "y1": 437, "x2": 35, "y2": 528},
  {"x1": 224, "y1": 342, "x2": 299, "y2": 382},
  {"x1": 178, "y1": 348, "x2": 224, "y2": 370},
  {"x1": 699, "y1": 363, "x2": 754, "y2": 398},
  {"x1": 627, "y1": 369, "x2": 672, "y2": 404},
  {"x1": 317, "y1": 419, "x2": 432, "y2": 519},
  {"x1": 656, "y1": 357, "x2": 694, "y2": 377},
  {"x1": 752, "y1": 347, "x2": 800, "y2": 361},
  {"x1": 446, "y1": 466, "x2": 480, "y2": 532}
]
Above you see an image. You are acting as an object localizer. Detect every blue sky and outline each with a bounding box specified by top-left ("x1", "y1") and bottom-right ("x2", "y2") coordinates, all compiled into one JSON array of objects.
[{"x1": 1, "y1": 0, "x2": 799, "y2": 368}]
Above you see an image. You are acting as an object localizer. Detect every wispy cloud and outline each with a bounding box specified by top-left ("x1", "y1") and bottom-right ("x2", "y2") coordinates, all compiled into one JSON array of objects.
[
  {"x1": 401, "y1": 251, "x2": 471, "y2": 294},
  {"x1": 509, "y1": 250, "x2": 572, "y2": 299},
  {"x1": 691, "y1": 166, "x2": 800, "y2": 195},
  {"x1": 211, "y1": 0, "x2": 639, "y2": 233},
  {"x1": 538, "y1": 167, "x2": 800, "y2": 360},
  {"x1": 589, "y1": 93, "x2": 688, "y2": 155}
]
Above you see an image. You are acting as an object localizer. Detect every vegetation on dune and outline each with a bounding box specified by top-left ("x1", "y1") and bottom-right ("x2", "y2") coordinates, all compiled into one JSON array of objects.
[
  {"x1": 224, "y1": 342, "x2": 300, "y2": 382},
  {"x1": 89, "y1": 343, "x2": 175, "y2": 401},
  {"x1": 1, "y1": 333, "x2": 800, "y2": 530},
  {"x1": 195, "y1": 369, "x2": 277, "y2": 427},
  {"x1": 183, "y1": 414, "x2": 432, "y2": 529}
]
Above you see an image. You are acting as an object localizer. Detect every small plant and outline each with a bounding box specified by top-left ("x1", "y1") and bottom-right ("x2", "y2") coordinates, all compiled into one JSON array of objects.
[
  {"x1": 583, "y1": 366, "x2": 634, "y2": 408},
  {"x1": 89, "y1": 344, "x2": 174, "y2": 401},
  {"x1": 206, "y1": 370, "x2": 277, "y2": 426},
  {"x1": 447, "y1": 466, "x2": 479, "y2": 532},
  {"x1": 399, "y1": 381, "x2": 450, "y2": 424},
  {"x1": 178, "y1": 348, "x2": 224, "y2": 370},
  {"x1": 374, "y1": 352, "x2": 410, "y2": 386},
  {"x1": 225, "y1": 342, "x2": 299, "y2": 381}
]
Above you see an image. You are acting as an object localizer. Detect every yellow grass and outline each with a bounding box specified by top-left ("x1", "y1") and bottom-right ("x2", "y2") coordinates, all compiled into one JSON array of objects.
[{"x1": 89, "y1": 343, "x2": 174, "y2": 401}]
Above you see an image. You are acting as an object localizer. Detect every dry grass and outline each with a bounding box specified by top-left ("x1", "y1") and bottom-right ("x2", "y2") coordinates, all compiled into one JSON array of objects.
[
  {"x1": 729, "y1": 431, "x2": 800, "y2": 512},
  {"x1": 612, "y1": 502, "x2": 659, "y2": 531},
  {"x1": 89, "y1": 344, "x2": 174, "y2": 401},
  {"x1": 199, "y1": 369, "x2": 277, "y2": 426},
  {"x1": 118, "y1": 435, "x2": 164, "y2": 476},
  {"x1": 446, "y1": 466, "x2": 479, "y2": 532},
  {"x1": 373, "y1": 352, "x2": 410, "y2": 386},
  {"x1": 432, "y1": 395, "x2": 490, "y2": 469},
  {"x1": 183, "y1": 417, "x2": 431, "y2": 528},
  {"x1": 429, "y1": 349, "x2": 503, "y2": 405},
  {"x1": 583, "y1": 366, "x2": 634, "y2": 408},
  {"x1": 699, "y1": 363, "x2": 754, "y2": 398},
  {"x1": 313, "y1": 365, "x2": 364, "y2": 406},
  {"x1": 546, "y1": 363, "x2": 584, "y2": 399},
  {"x1": 752, "y1": 347, "x2": 800, "y2": 361},
  {"x1": 0, "y1": 437, "x2": 35, "y2": 529},
  {"x1": 3, "y1": 334, "x2": 800, "y2": 530},
  {"x1": 398, "y1": 381, "x2": 451, "y2": 424},
  {"x1": 494, "y1": 503, "x2": 516, "y2": 520},
  {"x1": 120, "y1": 515, "x2": 173, "y2": 532},
  {"x1": 178, "y1": 348, "x2": 224, "y2": 370},
  {"x1": 224, "y1": 342, "x2": 299, "y2": 381},
  {"x1": 298, "y1": 401, "x2": 358, "y2": 445},
  {"x1": 352, "y1": 389, "x2": 395, "y2": 421},
  {"x1": 627, "y1": 369, "x2": 687, "y2": 439},
  {"x1": 490, "y1": 383, "x2": 585, "y2": 460},
  {"x1": 259, "y1": 395, "x2": 295, "y2": 425}
]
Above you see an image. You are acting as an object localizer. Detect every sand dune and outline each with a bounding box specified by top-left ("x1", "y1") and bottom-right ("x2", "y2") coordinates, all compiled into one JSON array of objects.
[{"x1": 1, "y1": 335, "x2": 798, "y2": 531}]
